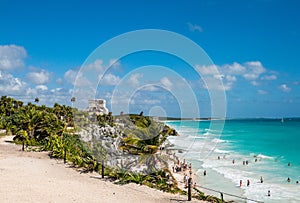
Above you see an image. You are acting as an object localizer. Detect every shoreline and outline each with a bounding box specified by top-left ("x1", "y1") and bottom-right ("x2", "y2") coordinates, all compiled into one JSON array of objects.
[
  {"x1": 164, "y1": 120, "x2": 246, "y2": 202},
  {"x1": 165, "y1": 119, "x2": 300, "y2": 203},
  {"x1": 0, "y1": 135, "x2": 207, "y2": 203},
  {"x1": 169, "y1": 151, "x2": 242, "y2": 202},
  {"x1": 167, "y1": 150, "x2": 228, "y2": 202}
]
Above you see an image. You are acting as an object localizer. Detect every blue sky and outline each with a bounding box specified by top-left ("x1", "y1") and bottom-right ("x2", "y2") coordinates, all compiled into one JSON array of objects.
[{"x1": 0, "y1": 0, "x2": 299, "y2": 118}]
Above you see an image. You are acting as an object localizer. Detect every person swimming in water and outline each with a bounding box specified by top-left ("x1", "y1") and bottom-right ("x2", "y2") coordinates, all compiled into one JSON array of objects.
[{"x1": 287, "y1": 177, "x2": 291, "y2": 182}]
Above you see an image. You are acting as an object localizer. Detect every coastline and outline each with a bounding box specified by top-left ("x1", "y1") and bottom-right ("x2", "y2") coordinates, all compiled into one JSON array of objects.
[
  {"x1": 0, "y1": 136, "x2": 207, "y2": 203},
  {"x1": 164, "y1": 120, "x2": 246, "y2": 202},
  {"x1": 169, "y1": 150, "x2": 243, "y2": 202},
  {"x1": 165, "y1": 119, "x2": 300, "y2": 203}
]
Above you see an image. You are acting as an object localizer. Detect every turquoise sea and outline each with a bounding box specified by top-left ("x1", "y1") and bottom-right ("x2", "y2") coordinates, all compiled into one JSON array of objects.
[{"x1": 165, "y1": 118, "x2": 300, "y2": 203}]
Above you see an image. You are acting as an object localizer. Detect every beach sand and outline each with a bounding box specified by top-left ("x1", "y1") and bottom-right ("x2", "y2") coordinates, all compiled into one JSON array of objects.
[{"x1": 0, "y1": 136, "x2": 207, "y2": 203}]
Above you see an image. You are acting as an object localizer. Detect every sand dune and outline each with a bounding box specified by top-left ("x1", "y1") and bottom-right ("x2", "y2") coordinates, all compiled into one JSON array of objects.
[{"x1": 0, "y1": 136, "x2": 206, "y2": 203}]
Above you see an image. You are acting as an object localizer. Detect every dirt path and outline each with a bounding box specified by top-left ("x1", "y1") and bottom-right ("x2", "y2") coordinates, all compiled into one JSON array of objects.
[{"x1": 0, "y1": 136, "x2": 206, "y2": 203}]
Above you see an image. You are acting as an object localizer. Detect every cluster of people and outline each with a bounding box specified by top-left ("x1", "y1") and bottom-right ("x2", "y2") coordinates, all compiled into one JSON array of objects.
[
  {"x1": 172, "y1": 159, "x2": 192, "y2": 174},
  {"x1": 239, "y1": 179, "x2": 251, "y2": 187},
  {"x1": 173, "y1": 154, "x2": 299, "y2": 199},
  {"x1": 242, "y1": 160, "x2": 249, "y2": 165},
  {"x1": 171, "y1": 157, "x2": 196, "y2": 189}
]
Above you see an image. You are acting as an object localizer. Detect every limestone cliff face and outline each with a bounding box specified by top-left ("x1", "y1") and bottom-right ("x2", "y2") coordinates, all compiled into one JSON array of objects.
[
  {"x1": 78, "y1": 117, "x2": 178, "y2": 174},
  {"x1": 79, "y1": 123, "x2": 140, "y2": 171}
]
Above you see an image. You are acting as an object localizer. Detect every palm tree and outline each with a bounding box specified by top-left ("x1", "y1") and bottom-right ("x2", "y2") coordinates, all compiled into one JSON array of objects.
[
  {"x1": 0, "y1": 96, "x2": 15, "y2": 116},
  {"x1": 35, "y1": 110, "x2": 65, "y2": 140},
  {"x1": 71, "y1": 97, "x2": 76, "y2": 111},
  {"x1": 16, "y1": 107, "x2": 41, "y2": 139},
  {"x1": 15, "y1": 129, "x2": 28, "y2": 151}
]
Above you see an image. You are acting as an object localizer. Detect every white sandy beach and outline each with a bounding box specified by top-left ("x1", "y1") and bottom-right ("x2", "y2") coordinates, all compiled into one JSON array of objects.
[{"x1": 0, "y1": 136, "x2": 207, "y2": 203}]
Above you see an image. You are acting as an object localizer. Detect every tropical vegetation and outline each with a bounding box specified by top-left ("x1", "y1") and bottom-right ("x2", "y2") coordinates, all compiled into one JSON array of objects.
[{"x1": 0, "y1": 96, "x2": 226, "y2": 202}]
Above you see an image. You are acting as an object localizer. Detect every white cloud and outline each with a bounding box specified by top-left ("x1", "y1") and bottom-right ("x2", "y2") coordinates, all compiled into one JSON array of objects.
[
  {"x1": 50, "y1": 87, "x2": 63, "y2": 93},
  {"x1": 223, "y1": 62, "x2": 246, "y2": 75},
  {"x1": 26, "y1": 69, "x2": 51, "y2": 85},
  {"x1": 0, "y1": 45, "x2": 27, "y2": 71},
  {"x1": 195, "y1": 64, "x2": 219, "y2": 75},
  {"x1": 203, "y1": 77, "x2": 232, "y2": 91},
  {"x1": 110, "y1": 92, "x2": 135, "y2": 107},
  {"x1": 196, "y1": 61, "x2": 266, "y2": 81},
  {"x1": 213, "y1": 74, "x2": 224, "y2": 80},
  {"x1": 262, "y1": 75, "x2": 277, "y2": 80},
  {"x1": 64, "y1": 69, "x2": 77, "y2": 85},
  {"x1": 258, "y1": 90, "x2": 268, "y2": 95},
  {"x1": 127, "y1": 73, "x2": 143, "y2": 87},
  {"x1": 36, "y1": 85, "x2": 48, "y2": 91},
  {"x1": 84, "y1": 59, "x2": 105, "y2": 72},
  {"x1": 187, "y1": 22, "x2": 203, "y2": 32},
  {"x1": 195, "y1": 64, "x2": 237, "y2": 91},
  {"x1": 195, "y1": 61, "x2": 269, "y2": 91},
  {"x1": 243, "y1": 73, "x2": 258, "y2": 80},
  {"x1": 0, "y1": 70, "x2": 27, "y2": 94},
  {"x1": 243, "y1": 61, "x2": 266, "y2": 80},
  {"x1": 64, "y1": 69, "x2": 91, "y2": 86},
  {"x1": 109, "y1": 58, "x2": 120, "y2": 67},
  {"x1": 251, "y1": 81, "x2": 259, "y2": 86},
  {"x1": 278, "y1": 84, "x2": 291, "y2": 93},
  {"x1": 160, "y1": 77, "x2": 173, "y2": 90},
  {"x1": 25, "y1": 85, "x2": 48, "y2": 96},
  {"x1": 143, "y1": 99, "x2": 161, "y2": 105},
  {"x1": 26, "y1": 87, "x2": 37, "y2": 95},
  {"x1": 85, "y1": 58, "x2": 122, "y2": 73},
  {"x1": 225, "y1": 75, "x2": 237, "y2": 82},
  {"x1": 100, "y1": 73, "x2": 121, "y2": 86},
  {"x1": 142, "y1": 85, "x2": 160, "y2": 92}
]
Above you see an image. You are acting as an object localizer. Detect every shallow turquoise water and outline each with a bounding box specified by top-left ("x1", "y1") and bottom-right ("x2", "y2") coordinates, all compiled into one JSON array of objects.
[{"x1": 166, "y1": 118, "x2": 300, "y2": 203}]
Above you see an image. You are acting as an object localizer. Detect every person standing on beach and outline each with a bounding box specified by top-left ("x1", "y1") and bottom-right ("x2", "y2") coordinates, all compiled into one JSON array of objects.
[
  {"x1": 185, "y1": 174, "x2": 189, "y2": 188},
  {"x1": 260, "y1": 176, "x2": 263, "y2": 183},
  {"x1": 203, "y1": 170, "x2": 206, "y2": 176},
  {"x1": 183, "y1": 174, "x2": 187, "y2": 184},
  {"x1": 247, "y1": 180, "x2": 250, "y2": 186},
  {"x1": 240, "y1": 180, "x2": 242, "y2": 187}
]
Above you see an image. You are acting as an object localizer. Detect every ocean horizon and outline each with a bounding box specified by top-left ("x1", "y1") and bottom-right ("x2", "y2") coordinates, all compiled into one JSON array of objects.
[{"x1": 165, "y1": 118, "x2": 300, "y2": 203}]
